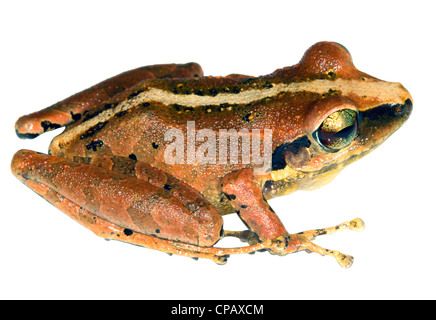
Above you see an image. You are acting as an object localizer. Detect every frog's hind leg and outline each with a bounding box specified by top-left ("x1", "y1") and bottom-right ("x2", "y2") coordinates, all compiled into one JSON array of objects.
[
  {"x1": 20, "y1": 176, "x2": 278, "y2": 264},
  {"x1": 11, "y1": 150, "x2": 286, "y2": 264},
  {"x1": 15, "y1": 63, "x2": 203, "y2": 138},
  {"x1": 20, "y1": 178, "x2": 234, "y2": 264},
  {"x1": 11, "y1": 150, "x2": 273, "y2": 264}
]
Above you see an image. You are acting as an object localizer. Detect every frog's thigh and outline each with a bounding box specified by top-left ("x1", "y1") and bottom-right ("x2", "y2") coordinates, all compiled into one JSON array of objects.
[
  {"x1": 15, "y1": 62, "x2": 203, "y2": 138},
  {"x1": 11, "y1": 150, "x2": 222, "y2": 248}
]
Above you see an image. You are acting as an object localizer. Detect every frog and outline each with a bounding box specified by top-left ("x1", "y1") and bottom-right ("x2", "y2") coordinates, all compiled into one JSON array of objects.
[{"x1": 11, "y1": 42, "x2": 412, "y2": 267}]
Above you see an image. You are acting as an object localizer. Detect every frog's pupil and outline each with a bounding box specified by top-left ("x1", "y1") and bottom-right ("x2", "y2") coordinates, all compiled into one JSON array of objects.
[{"x1": 334, "y1": 122, "x2": 357, "y2": 139}]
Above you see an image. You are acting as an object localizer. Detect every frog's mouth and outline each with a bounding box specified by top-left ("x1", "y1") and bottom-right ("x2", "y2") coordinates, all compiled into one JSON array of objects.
[{"x1": 265, "y1": 99, "x2": 412, "y2": 198}]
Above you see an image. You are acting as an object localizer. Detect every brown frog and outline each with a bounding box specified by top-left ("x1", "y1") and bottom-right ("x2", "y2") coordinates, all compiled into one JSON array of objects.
[{"x1": 11, "y1": 42, "x2": 412, "y2": 267}]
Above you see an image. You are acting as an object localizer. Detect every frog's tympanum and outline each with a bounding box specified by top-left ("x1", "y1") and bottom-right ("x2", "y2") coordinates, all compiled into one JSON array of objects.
[{"x1": 12, "y1": 42, "x2": 412, "y2": 267}]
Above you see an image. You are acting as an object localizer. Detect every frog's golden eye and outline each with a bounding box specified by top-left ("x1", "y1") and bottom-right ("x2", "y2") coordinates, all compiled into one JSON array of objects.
[{"x1": 314, "y1": 109, "x2": 358, "y2": 151}]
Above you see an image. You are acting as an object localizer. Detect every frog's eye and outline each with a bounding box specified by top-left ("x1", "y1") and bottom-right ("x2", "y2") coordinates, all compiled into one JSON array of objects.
[{"x1": 314, "y1": 109, "x2": 358, "y2": 151}]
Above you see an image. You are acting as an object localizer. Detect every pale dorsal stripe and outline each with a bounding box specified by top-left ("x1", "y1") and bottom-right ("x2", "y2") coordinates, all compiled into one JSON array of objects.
[
  {"x1": 55, "y1": 78, "x2": 407, "y2": 146},
  {"x1": 144, "y1": 79, "x2": 406, "y2": 107}
]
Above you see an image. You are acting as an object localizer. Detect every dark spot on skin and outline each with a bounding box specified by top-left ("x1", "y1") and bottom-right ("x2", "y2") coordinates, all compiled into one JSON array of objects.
[
  {"x1": 15, "y1": 130, "x2": 39, "y2": 139},
  {"x1": 41, "y1": 120, "x2": 61, "y2": 132},
  {"x1": 152, "y1": 142, "x2": 159, "y2": 149},
  {"x1": 209, "y1": 88, "x2": 218, "y2": 96},
  {"x1": 262, "y1": 81, "x2": 273, "y2": 89},
  {"x1": 193, "y1": 74, "x2": 199, "y2": 78},
  {"x1": 173, "y1": 104, "x2": 182, "y2": 111},
  {"x1": 80, "y1": 121, "x2": 108, "y2": 139},
  {"x1": 128, "y1": 154, "x2": 137, "y2": 160},
  {"x1": 316, "y1": 229, "x2": 327, "y2": 236},
  {"x1": 242, "y1": 78, "x2": 255, "y2": 85},
  {"x1": 22, "y1": 173, "x2": 29, "y2": 180},
  {"x1": 242, "y1": 113, "x2": 252, "y2": 122},
  {"x1": 86, "y1": 139, "x2": 104, "y2": 151},
  {"x1": 155, "y1": 229, "x2": 160, "y2": 234},
  {"x1": 194, "y1": 89, "x2": 204, "y2": 96},
  {"x1": 327, "y1": 71, "x2": 337, "y2": 79},
  {"x1": 326, "y1": 88, "x2": 339, "y2": 96},
  {"x1": 70, "y1": 111, "x2": 82, "y2": 121},
  {"x1": 241, "y1": 204, "x2": 248, "y2": 209},
  {"x1": 82, "y1": 102, "x2": 119, "y2": 122},
  {"x1": 224, "y1": 193, "x2": 236, "y2": 200},
  {"x1": 123, "y1": 228, "x2": 133, "y2": 236},
  {"x1": 163, "y1": 184, "x2": 172, "y2": 191},
  {"x1": 141, "y1": 102, "x2": 150, "y2": 108},
  {"x1": 218, "y1": 103, "x2": 227, "y2": 111},
  {"x1": 127, "y1": 90, "x2": 144, "y2": 100},
  {"x1": 232, "y1": 87, "x2": 241, "y2": 94},
  {"x1": 115, "y1": 111, "x2": 126, "y2": 118},
  {"x1": 103, "y1": 102, "x2": 117, "y2": 110}
]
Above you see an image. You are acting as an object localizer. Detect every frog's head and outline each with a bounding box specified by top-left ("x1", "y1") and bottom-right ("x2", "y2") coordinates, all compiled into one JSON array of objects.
[{"x1": 267, "y1": 42, "x2": 412, "y2": 195}]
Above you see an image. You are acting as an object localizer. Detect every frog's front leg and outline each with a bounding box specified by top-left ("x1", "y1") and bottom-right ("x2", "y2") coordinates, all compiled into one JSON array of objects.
[{"x1": 222, "y1": 169, "x2": 364, "y2": 268}]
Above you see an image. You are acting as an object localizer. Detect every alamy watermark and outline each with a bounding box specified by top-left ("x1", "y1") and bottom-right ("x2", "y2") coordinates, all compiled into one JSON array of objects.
[{"x1": 164, "y1": 121, "x2": 273, "y2": 174}]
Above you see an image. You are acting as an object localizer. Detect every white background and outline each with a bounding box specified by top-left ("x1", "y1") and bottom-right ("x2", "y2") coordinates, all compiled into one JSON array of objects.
[{"x1": 1, "y1": 0, "x2": 435, "y2": 300}]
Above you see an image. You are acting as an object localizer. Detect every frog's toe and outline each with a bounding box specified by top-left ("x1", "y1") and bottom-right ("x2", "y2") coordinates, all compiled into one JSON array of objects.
[
  {"x1": 268, "y1": 218, "x2": 364, "y2": 267},
  {"x1": 349, "y1": 218, "x2": 365, "y2": 232},
  {"x1": 335, "y1": 252, "x2": 354, "y2": 269},
  {"x1": 213, "y1": 255, "x2": 229, "y2": 265},
  {"x1": 299, "y1": 217, "x2": 365, "y2": 241},
  {"x1": 270, "y1": 235, "x2": 288, "y2": 252}
]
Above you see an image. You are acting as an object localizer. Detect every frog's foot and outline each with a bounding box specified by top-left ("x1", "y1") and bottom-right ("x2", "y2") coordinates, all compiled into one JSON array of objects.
[{"x1": 272, "y1": 218, "x2": 365, "y2": 268}]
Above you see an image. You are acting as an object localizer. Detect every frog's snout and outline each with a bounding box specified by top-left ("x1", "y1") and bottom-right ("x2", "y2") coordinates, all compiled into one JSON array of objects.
[{"x1": 362, "y1": 98, "x2": 412, "y2": 125}]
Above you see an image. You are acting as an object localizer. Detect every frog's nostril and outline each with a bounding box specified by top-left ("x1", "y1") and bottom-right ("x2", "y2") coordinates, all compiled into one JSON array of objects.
[
  {"x1": 393, "y1": 104, "x2": 406, "y2": 117},
  {"x1": 393, "y1": 99, "x2": 412, "y2": 117}
]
